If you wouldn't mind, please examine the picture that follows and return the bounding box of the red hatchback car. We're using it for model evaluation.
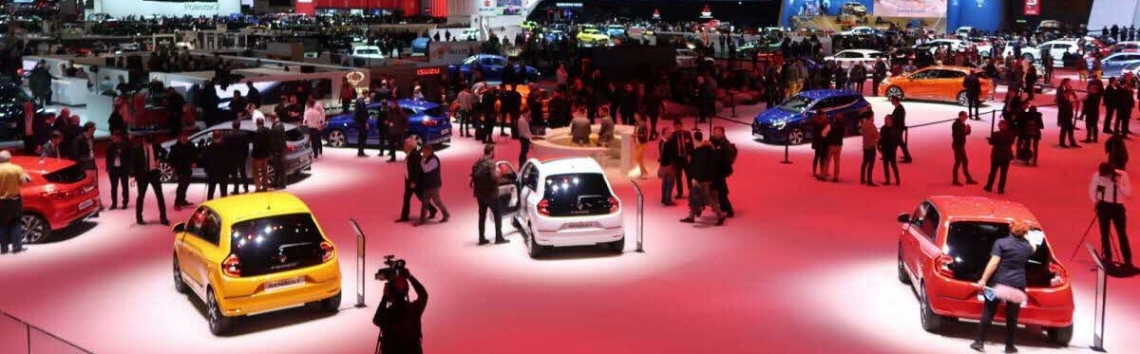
[895,196,1074,346]
[12,156,101,244]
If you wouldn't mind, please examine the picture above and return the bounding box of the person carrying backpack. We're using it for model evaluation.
[711,126,737,218]
[471,144,508,245]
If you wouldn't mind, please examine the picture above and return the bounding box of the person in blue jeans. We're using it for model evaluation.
[658,127,676,206]
[0,151,32,254]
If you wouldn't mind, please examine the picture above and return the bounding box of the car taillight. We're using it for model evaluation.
[321,241,335,262]
[222,254,241,277]
[422,118,438,126]
[935,255,954,277]
[537,199,551,216]
[41,189,79,200]
[1049,263,1066,287]
[285,144,297,153]
[608,197,620,213]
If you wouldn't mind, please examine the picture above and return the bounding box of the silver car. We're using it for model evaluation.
[158,120,313,185]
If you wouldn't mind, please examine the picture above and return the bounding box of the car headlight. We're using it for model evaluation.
[772,120,787,130]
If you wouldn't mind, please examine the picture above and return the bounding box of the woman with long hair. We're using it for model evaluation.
[971,220,1036,353]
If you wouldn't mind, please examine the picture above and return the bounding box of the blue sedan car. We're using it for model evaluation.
[752,90,873,145]
[448,54,540,83]
[323,99,452,147]
[1100,52,1140,78]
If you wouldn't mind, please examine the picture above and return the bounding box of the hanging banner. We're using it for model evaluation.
[1024,0,1040,15]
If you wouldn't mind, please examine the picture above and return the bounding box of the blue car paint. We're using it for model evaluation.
[411,38,429,55]
[448,54,539,83]
[323,99,452,146]
[1100,53,1140,78]
[751,89,872,144]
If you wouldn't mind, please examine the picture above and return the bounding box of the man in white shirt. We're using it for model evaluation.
[1089,162,1133,270]
[303,98,325,159]
[247,103,265,123]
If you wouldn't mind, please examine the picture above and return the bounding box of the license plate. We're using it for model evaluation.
[564,222,596,229]
[440,129,450,136]
[78,199,94,211]
[265,277,305,292]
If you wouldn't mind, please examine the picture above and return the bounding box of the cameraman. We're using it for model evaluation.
[373,270,428,354]
[1089,162,1134,271]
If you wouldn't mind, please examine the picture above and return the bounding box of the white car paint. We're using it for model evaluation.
[350,46,386,59]
[510,157,624,252]
[824,49,885,70]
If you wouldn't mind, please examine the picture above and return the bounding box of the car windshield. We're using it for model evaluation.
[285,128,305,142]
[944,221,1056,286]
[778,95,814,113]
[584,29,601,34]
[43,163,87,184]
[229,213,326,277]
[543,173,614,217]
[422,106,445,117]
[355,49,380,55]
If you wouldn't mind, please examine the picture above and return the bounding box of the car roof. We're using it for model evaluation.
[205,119,300,132]
[915,65,977,73]
[796,89,861,100]
[396,99,440,109]
[926,196,1039,225]
[201,191,313,223]
[10,156,75,174]
[534,157,605,175]
[837,49,881,54]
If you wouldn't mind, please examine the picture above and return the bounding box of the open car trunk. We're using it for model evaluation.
[944,221,1057,288]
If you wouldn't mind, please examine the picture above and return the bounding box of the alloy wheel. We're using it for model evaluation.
[158,162,174,183]
[886,87,903,99]
[787,128,806,145]
[20,214,47,244]
[957,92,969,106]
[327,130,346,147]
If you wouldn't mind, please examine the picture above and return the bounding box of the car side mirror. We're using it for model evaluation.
[172,222,186,233]
[896,213,911,224]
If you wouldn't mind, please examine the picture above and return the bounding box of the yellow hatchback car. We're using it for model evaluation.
[172,192,341,335]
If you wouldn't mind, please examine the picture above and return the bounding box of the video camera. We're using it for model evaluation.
[374,255,406,281]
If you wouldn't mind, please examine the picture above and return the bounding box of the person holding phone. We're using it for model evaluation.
[971,220,1035,353]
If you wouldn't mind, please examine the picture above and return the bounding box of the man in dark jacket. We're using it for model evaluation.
[387,100,408,162]
[890,97,913,163]
[667,120,694,198]
[871,58,888,97]
[354,98,369,157]
[168,133,198,208]
[500,84,523,138]
[165,87,185,136]
[397,138,438,222]
[984,120,1016,194]
[105,131,134,210]
[471,144,507,244]
[479,86,499,143]
[1104,78,1119,134]
[711,126,736,217]
[200,131,230,200]
[952,112,978,186]
[224,120,251,194]
[270,115,288,189]
[132,136,169,225]
[245,81,261,108]
[680,131,725,226]
[963,71,982,120]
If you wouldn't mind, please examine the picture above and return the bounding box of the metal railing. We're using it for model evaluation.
[0,310,93,354]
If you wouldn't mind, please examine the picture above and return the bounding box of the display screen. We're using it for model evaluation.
[873,0,947,18]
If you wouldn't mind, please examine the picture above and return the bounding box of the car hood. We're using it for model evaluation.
[754,107,804,125]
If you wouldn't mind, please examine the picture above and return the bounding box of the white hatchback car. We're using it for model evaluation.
[506,157,624,258]
[824,49,885,70]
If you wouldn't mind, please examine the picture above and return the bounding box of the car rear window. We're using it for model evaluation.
[43,164,87,184]
[945,221,1056,286]
[423,106,445,117]
[543,173,614,217]
[229,213,326,277]
[286,128,305,142]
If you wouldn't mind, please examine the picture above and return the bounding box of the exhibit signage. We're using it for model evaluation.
[416,67,442,76]
[1024,0,1040,15]
[96,0,240,17]
[873,0,947,18]
[428,41,482,65]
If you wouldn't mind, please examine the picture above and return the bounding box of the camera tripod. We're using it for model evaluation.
[1069,210,1123,267]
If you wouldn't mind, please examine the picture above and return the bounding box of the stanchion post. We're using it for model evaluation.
[349,219,367,308]
[1087,243,1108,352]
[630,180,645,253]
[990,110,997,135]
[780,130,792,164]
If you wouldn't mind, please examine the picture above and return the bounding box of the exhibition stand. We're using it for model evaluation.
[1086,243,1108,352]
[630,180,645,253]
[350,219,369,309]
[532,125,636,176]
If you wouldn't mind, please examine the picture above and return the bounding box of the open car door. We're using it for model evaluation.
[494,161,519,213]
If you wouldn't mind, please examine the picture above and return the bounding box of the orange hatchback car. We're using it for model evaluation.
[879,66,994,106]
[895,196,1073,346]
[12,156,101,244]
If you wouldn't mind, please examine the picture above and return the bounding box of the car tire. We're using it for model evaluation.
[607,235,625,253]
[320,291,342,313]
[158,161,174,183]
[897,243,911,285]
[207,287,234,335]
[786,128,806,145]
[956,91,969,106]
[527,223,543,259]
[173,255,189,294]
[326,129,347,148]
[886,86,904,100]
[20,213,50,244]
[919,284,944,333]
[511,217,522,231]
[1046,325,1073,346]
[265,164,277,186]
